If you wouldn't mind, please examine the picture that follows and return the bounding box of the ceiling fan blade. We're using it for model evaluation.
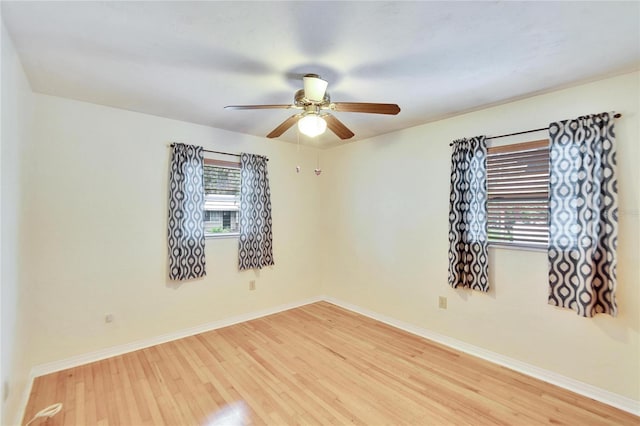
[332,102,401,115]
[225,104,292,110]
[324,114,355,140]
[266,114,301,138]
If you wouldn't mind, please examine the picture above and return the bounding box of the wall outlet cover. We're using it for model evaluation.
[438,296,447,309]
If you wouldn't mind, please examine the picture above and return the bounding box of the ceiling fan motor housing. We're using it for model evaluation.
[295,89,330,107]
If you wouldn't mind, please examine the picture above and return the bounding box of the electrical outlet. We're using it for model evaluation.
[249,280,256,291]
[105,313,114,323]
[3,381,9,402]
[438,296,447,309]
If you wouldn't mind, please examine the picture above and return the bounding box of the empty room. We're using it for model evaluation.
[1,1,639,425]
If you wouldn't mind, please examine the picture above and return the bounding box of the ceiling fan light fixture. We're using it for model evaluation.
[303,75,328,102]
[298,114,327,137]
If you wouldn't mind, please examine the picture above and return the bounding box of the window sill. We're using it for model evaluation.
[205,233,239,240]
[488,243,546,253]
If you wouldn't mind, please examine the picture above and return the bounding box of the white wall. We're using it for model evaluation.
[319,72,640,402]
[19,94,323,368]
[1,22,35,425]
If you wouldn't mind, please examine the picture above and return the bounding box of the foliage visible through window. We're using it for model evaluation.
[203,159,240,236]
[487,140,549,249]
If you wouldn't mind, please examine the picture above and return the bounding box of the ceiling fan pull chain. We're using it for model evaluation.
[296,129,301,173]
[315,152,322,176]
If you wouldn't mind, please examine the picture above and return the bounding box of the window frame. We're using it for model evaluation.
[203,157,241,240]
[486,139,549,251]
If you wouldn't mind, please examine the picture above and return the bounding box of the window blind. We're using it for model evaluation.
[487,139,549,249]
[203,159,240,196]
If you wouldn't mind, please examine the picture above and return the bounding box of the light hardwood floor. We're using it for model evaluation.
[23,302,638,425]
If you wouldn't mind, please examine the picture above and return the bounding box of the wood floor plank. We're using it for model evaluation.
[22,302,639,425]
[81,364,97,426]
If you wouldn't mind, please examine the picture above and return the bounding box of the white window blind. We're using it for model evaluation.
[487,139,549,249]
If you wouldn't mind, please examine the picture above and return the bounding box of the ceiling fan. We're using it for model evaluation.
[224,74,401,140]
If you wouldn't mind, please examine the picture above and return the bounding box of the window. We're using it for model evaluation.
[203,158,240,237]
[487,139,549,249]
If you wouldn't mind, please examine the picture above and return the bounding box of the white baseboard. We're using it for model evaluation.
[322,295,640,417]
[21,294,639,421]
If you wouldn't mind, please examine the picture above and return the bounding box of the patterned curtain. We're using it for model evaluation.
[168,144,206,280]
[238,153,274,270]
[548,112,618,317]
[448,136,489,292]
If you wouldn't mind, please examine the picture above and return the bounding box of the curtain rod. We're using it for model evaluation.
[449,113,622,146]
[169,144,268,161]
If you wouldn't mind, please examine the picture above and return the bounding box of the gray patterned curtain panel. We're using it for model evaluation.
[168,144,206,280]
[238,153,274,270]
[548,112,618,317]
[448,136,489,292]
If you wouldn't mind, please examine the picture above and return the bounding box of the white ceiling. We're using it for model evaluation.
[2,1,639,148]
